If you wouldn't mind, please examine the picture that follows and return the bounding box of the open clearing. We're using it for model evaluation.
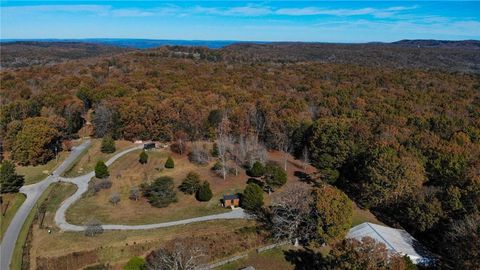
[62,139,134,178]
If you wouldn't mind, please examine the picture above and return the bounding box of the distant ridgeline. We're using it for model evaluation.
[1,39,479,73]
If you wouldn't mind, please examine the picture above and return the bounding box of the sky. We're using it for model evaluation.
[1,1,479,42]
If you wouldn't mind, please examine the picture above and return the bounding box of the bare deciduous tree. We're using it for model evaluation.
[109,192,120,205]
[302,147,310,171]
[129,186,141,201]
[92,101,113,137]
[84,219,103,237]
[216,115,232,180]
[146,240,206,270]
[188,142,210,165]
[268,183,317,246]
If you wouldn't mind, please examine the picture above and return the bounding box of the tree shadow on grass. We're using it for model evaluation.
[283,247,329,270]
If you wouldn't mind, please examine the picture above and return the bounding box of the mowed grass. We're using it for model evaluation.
[16,151,69,185]
[66,148,243,225]
[216,247,295,270]
[0,193,26,241]
[62,139,134,178]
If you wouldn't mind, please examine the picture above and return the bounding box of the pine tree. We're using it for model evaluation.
[0,160,25,193]
[95,161,109,178]
[101,136,116,154]
[242,183,264,211]
[165,156,174,168]
[247,161,265,177]
[179,172,201,195]
[139,151,148,164]
[196,181,213,201]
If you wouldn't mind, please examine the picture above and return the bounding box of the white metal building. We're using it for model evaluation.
[347,222,434,265]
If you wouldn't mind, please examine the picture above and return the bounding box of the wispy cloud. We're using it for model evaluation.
[1,4,419,18]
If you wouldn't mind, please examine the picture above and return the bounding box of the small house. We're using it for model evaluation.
[222,194,240,208]
[143,142,156,150]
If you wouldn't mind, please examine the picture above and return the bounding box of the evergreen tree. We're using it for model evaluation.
[165,156,174,168]
[179,172,201,195]
[242,183,264,211]
[196,181,213,201]
[101,136,116,154]
[139,151,148,164]
[264,162,287,190]
[95,161,109,179]
[142,176,177,208]
[247,161,265,177]
[0,160,25,193]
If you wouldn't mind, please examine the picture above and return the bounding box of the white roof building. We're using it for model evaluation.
[347,222,434,266]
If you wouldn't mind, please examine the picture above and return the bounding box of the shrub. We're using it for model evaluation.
[95,161,109,179]
[264,162,287,190]
[101,136,116,153]
[246,178,265,188]
[93,179,112,193]
[211,143,219,157]
[196,181,213,201]
[109,192,120,205]
[139,151,148,164]
[211,161,222,171]
[84,219,103,237]
[165,156,174,168]
[129,186,141,201]
[142,176,177,208]
[124,256,146,270]
[242,183,264,211]
[179,172,201,195]
[247,161,265,177]
[170,142,187,155]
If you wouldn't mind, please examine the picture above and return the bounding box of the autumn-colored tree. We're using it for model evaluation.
[313,184,353,244]
[308,118,353,183]
[327,237,408,270]
[11,117,61,165]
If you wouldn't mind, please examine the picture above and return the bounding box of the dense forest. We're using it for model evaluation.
[1,42,479,268]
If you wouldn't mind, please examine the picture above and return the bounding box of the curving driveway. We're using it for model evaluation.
[54,146,248,232]
[0,140,92,270]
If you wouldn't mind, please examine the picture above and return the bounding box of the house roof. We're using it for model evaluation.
[223,194,239,200]
[347,222,434,265]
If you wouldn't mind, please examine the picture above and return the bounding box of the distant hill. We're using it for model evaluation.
[0,41,134,69]
[220,41,480,73]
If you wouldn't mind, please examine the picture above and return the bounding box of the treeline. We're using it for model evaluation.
[1,46,479,267]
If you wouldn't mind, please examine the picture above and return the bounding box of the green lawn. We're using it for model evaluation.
[0,193,26,241]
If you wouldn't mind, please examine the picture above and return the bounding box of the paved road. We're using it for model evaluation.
[55,144,248,231]
[0,140,92,270]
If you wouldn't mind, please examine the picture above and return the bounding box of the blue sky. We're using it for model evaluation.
[1,1,479,42]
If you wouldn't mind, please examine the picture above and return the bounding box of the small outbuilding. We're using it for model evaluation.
[143,142,156,150]
[222,194,240,208]
[347,222,435,266]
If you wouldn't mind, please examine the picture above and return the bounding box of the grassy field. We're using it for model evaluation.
[62,139,134,178]
[66,148,246,225]
[16,152,69,185]
[0,193,26,241]
[352,203,384,226]
[216,247,295,270]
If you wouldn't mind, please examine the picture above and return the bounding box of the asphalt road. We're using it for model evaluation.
[54,144,248,231]
[0,140,91,270]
